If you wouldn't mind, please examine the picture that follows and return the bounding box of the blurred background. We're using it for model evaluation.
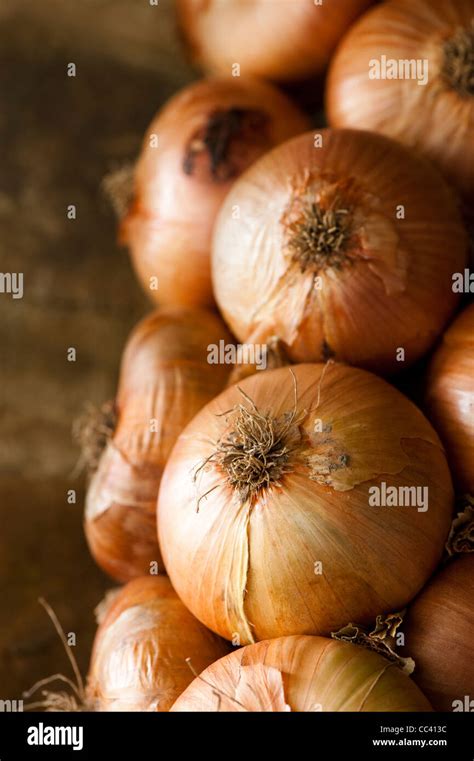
[0,0,195,699]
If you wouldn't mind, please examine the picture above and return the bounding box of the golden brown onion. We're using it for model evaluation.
[177,0,373,83]
[403,555,474,712]
[85,307,232,582]
[426,303,474,495]
[158,363,453,644]
[171,635,432,712]
[327,0,474,199]
[87,576,229,711]
[212,129,467,375]
[121,77,309,308]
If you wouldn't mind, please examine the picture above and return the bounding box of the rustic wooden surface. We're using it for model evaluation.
[0,0,195,701]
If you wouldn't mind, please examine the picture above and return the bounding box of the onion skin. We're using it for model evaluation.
[403,556,474,712]
[158,363,453,644]
[85,307,232,582]
[212,128,467,374]
[327,0,474,200]
[171,635,432,712]
[426,304,474,494]
[87,576,230,711]
[177,0,373,83]
[120,77,309,308]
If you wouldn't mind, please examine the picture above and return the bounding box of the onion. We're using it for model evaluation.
[327,0,474,200]
[85,307,232,582]
[171,635,432,712]
[120,77,309,308]
[403,555,474,712]
[158,363,453,644]
[87,576,229,711]
[177,0,373,83]
[425,303,474,495]
[212,128,467,374]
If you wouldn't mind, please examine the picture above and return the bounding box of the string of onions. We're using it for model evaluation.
[212,128,467,374]
[425,303,474,495]
[84,307,232,582]
[327,0,474,200]
[171,635,432,712]
[87,576,230,711]
[158,363,454,644]
[176,0,374,83]
[402,555,474,712]
[120,76,309,308]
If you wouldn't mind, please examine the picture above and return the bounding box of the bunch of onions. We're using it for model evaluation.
[85,307,232,582]
[425,303,474,494]
[327,0,474,200]
[120,77,309,308]
[402,555,474,712]
[212,129,467,374]
[176,0,374,83]
[87,576,229,711]
[158,363,453,644]
[171,635,432,712]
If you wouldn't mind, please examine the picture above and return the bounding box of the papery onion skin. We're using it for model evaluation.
[120,77,310,308]
[327,0,474,199]
[158,363,453,644]
[402,556,474,712]
[171,635,432,712]
[85,307,232,582]
[86,576,230,711]
[212,129,467,374]
[426,303,474,494]
[177,0,373,83]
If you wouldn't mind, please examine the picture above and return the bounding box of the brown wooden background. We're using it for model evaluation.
[0,0,196,700]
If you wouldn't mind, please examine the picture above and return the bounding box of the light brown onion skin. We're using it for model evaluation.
[87,576,230,711]
[171,635,432,712]
[177,0,373,83]
[426,303,474,494]
[212,128,467,374]
[85,307,233,582]
[327,0,474,200]
[158,363,453,644]
[120,77,309,308]
[402,556,474,712]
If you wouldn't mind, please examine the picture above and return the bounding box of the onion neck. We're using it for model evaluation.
[442,24,474,97]
[183,107,269,182]
[286,199,353,274]
[198,395,301,506]
[73,399,117,474]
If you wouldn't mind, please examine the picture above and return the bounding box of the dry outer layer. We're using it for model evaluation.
[171,636,432,712]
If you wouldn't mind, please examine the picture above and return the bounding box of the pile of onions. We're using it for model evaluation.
[87,576,229,711]
[176,0,374,83]
[120,77,309,308]
[426,303,474,494]
[85,307,232,582]
[158,363,453,644]
[402,555,474,712]
[171,635,432,712]
[212,129,467,374]
[327,0,474,199]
